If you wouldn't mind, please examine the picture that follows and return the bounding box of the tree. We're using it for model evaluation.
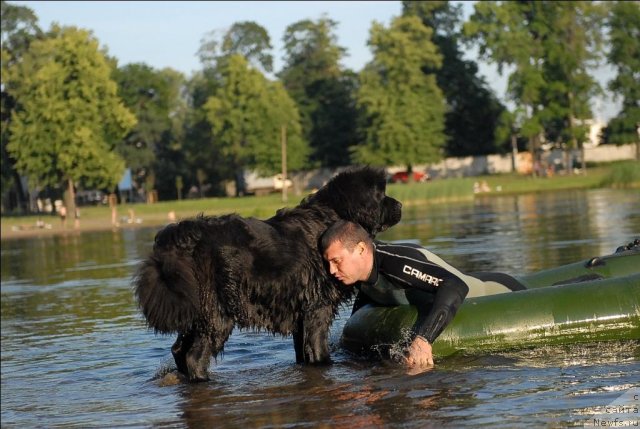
[279,17,359,167]
[185,22,275,196]
[152,68,191,200]
[222,21,273,73]
[198,21,273,74]
[182,68,227,196]
[464,1,548,173]
[353,16,446,170]
[1,0,42,212]
[112,63,188,200]
[465,1,607,174]
[403,1,507,157]
[539,2,606,173]
[204,54,307,191]
[5,25,136,215]
[603,1,640,160]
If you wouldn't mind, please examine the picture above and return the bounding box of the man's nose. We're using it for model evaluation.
[329,262,337,275]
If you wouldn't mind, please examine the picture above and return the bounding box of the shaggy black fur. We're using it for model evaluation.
[134,166,402,382]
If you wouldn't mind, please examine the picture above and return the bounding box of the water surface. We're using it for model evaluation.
[2,189,639,428]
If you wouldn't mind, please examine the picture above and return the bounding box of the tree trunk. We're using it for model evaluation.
[64,178,76,221]
[564,148,572,175]
[11,169,28,213]
[281,124,288,203]
[511,132,519,173]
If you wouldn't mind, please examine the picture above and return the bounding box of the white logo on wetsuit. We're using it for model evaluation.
[403,264,443,287]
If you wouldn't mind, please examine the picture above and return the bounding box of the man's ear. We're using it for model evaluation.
[357,241,366,255]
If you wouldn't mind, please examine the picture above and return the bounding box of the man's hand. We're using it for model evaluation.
[404,336,434,368]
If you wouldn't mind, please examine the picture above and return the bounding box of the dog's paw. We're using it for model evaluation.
[157,370,188,387]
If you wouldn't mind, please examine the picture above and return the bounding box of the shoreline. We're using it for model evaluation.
[3,163,638,241]
[1,215,169,241]
[0,189,612,242]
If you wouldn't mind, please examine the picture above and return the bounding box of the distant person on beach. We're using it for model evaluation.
[59,205,67,229]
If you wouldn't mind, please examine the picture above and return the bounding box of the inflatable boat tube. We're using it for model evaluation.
[341,272,640,358]
[517,248,640,288]
[402,245,639,298]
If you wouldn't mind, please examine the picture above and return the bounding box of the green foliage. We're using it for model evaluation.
[204,54,308,176]
[353,16,446,168]
[112,64,164,175]
[5,25,136,192]
[603,1,640,146]
[189,22,277,193]
[1,0,43,210]
[465,1,607,155]
[464,1,547,145]
[538,2,606,148]
[0,0,42,60]
[198,21,273,74]
[112,63,188,197]
[222,21,273,73]
[182,67,227,194]
[402,1,506,157]
[279,17,358,167]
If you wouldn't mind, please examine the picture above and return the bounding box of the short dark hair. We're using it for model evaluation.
[321,220,372,253]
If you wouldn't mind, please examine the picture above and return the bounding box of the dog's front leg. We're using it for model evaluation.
[300,307,333,364]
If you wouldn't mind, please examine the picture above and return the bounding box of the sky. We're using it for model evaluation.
[12,1,620,121]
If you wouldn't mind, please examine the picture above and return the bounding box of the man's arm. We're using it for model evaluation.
[410,278,468,344]
[351,289,374,315]
[403,280,467,369]
[375,242,470,366]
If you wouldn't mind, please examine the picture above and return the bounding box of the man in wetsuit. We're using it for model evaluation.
[321,220,470,368]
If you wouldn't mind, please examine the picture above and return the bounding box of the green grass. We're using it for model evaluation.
[387,165,617,205]
[599,160,640,189]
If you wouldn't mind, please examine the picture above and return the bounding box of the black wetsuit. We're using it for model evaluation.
[353,241,469,345]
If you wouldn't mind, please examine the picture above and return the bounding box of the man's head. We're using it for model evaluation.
[321,220,374,285]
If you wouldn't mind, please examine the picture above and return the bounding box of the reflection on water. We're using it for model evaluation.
[1,189,639,428]
[387,189,640,273]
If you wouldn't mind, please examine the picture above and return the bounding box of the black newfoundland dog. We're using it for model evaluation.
[134,166,402,382]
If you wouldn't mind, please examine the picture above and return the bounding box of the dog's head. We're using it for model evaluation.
[311,166,402,235]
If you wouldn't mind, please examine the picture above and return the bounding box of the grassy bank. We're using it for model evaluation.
[2,161,638,240]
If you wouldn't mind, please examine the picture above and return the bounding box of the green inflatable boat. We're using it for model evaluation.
[341,243,640,358]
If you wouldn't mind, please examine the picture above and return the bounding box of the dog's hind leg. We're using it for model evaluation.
[209,318,234,361]
[293,319,304,363]
[171,334,190,376]
[171,331,212,382]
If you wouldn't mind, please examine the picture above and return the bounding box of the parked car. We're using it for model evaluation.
[389,171,429,184]
[242,171,293,196]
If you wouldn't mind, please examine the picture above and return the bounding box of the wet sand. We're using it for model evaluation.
[1,214,168,241]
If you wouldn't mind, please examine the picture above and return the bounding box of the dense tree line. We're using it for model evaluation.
[1,1,638,211]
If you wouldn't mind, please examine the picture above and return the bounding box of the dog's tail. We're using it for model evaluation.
[134,247,201,334]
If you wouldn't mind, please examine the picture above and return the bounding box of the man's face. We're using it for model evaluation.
[323,240,370,285]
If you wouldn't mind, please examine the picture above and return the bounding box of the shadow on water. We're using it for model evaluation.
[1,189,639,428]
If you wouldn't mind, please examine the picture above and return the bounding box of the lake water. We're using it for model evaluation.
[2,189,639,428]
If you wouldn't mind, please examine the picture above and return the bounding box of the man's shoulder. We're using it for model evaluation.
[375,241,425,258]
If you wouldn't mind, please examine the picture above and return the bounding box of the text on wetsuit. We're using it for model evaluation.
[403,265,444,287]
